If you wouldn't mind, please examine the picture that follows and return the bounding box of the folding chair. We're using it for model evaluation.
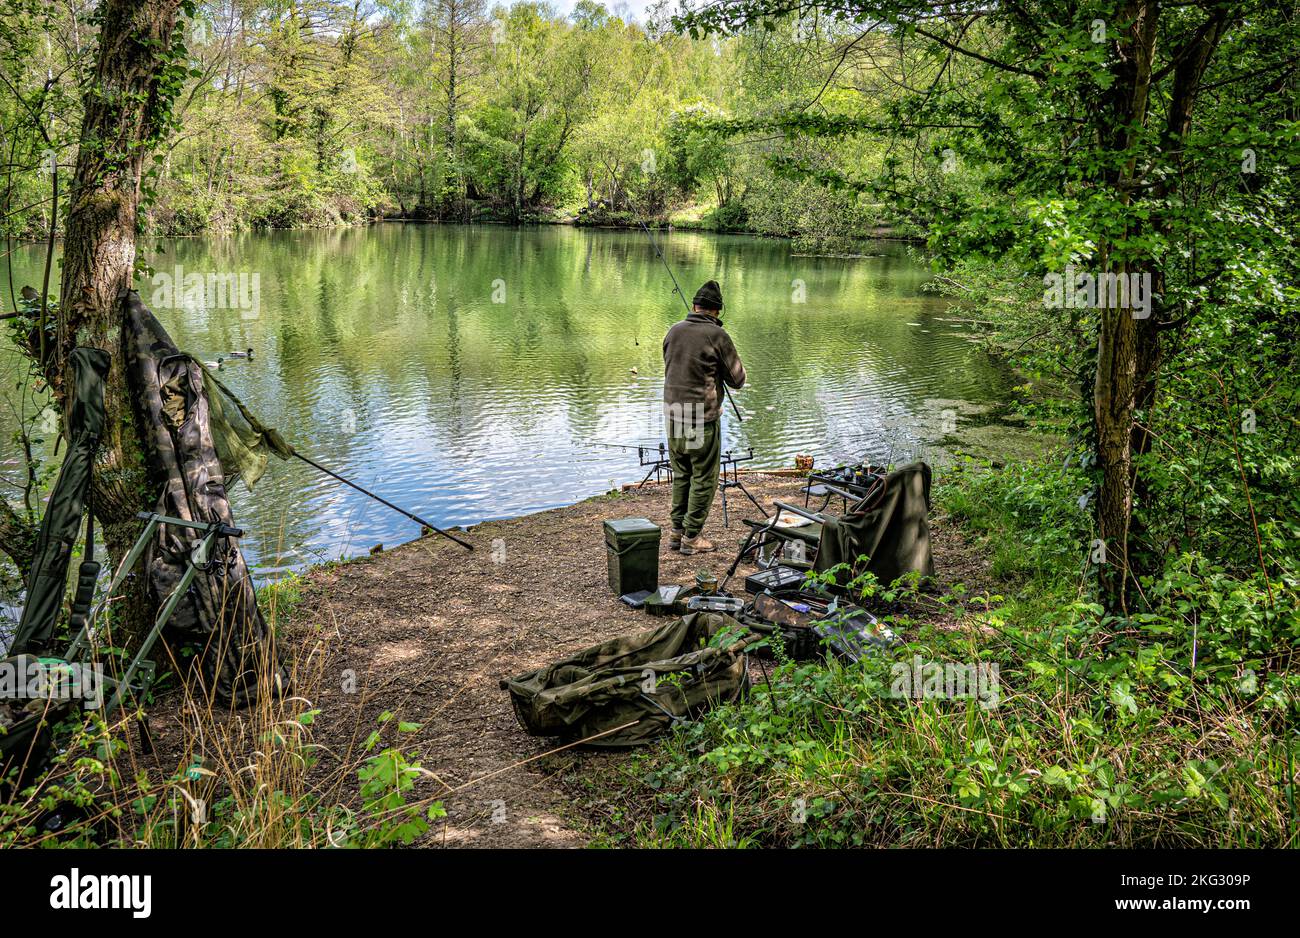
[722,481,884,590]
[801,462,887,513]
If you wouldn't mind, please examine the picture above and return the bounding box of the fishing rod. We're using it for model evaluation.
[199,365,473,552]
[636,219,744,423]
[292,452,474,552]
[592,440,660,451]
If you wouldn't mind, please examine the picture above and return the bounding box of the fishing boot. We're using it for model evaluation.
[680,533,716,556]
[669,528,684,551]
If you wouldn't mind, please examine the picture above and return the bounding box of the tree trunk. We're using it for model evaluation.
[0,501,39,580]
[1097,4,1231,609]
[444,83,459,217]
[446,27,459,182]
[1089,1,1159,611]
[1094,295,1140,609]
[57,0,183,641]
[515,126,526,222]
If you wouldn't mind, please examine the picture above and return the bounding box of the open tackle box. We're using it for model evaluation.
[736,566,899,662]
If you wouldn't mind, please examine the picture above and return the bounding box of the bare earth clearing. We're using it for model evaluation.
[143,472,994,848]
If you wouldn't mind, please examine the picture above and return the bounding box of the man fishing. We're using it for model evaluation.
[662,280,746,555]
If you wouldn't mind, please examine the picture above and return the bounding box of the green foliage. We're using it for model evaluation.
[1,708,442,849]
[708,199,749,233]
[2,0,1296,852]
[0,2,914,237]
[338,713,440,847]
[610,460,1298,847]
[661,104,735,206]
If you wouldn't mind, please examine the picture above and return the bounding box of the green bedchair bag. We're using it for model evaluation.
[503,612,755,748]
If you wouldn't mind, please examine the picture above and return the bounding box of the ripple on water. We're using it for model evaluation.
[0,227,1031,576]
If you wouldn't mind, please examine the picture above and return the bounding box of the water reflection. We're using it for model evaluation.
[1,224,1014,575]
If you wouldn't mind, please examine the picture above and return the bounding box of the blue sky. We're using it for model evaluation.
[546,0,664,24]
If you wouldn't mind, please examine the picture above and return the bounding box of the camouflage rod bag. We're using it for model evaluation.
[503,612,756,748]
[123,292,288,705]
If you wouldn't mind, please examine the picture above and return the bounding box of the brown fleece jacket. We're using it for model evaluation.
[662,312,746,423]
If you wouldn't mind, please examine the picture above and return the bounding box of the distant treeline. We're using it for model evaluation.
[1,1,919,250]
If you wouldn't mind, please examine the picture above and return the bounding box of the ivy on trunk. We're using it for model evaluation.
[53,0,188,642]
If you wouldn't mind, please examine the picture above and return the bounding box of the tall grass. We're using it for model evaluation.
[1,573,443,848]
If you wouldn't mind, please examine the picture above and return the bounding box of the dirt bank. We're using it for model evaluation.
[252,471,990,848]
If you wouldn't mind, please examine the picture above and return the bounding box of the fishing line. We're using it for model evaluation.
[635,218,744,423]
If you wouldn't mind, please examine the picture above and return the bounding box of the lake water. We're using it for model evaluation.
[2,223,1019,576]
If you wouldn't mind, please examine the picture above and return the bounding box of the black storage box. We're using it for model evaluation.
[744,565,807,595]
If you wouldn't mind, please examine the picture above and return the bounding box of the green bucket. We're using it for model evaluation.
[603,517,661,595]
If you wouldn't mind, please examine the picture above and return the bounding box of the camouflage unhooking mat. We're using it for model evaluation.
[123,291,288,705]
[502,612,756,748]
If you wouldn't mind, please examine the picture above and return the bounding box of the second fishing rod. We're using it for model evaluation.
[637,219,744,423]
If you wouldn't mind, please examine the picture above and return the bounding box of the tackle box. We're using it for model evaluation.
[603,518,661,595]
[741,589,897,662]
[743,565,807,595]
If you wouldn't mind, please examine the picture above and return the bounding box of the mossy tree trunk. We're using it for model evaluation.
[56,0,184,642]
[1092,1,1230,612]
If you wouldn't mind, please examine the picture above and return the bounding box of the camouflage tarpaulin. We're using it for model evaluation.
[123,291,288,705]
[503,612,755,748]
[9,347,110,655]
